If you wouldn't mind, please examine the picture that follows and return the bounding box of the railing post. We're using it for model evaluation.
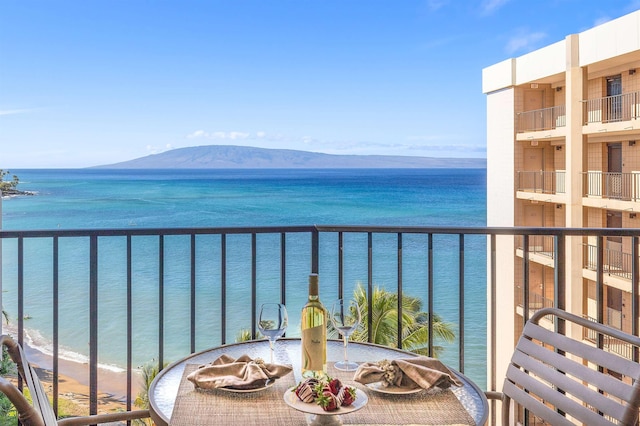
[126,235,133,417]
[554,234,566,336]
[280,233,286,305]
[367,232,373,343]
[190,234,196,353]
[633,236,639,363]
[311,228,319,275]
[597,236,604,350]
[523,235,530,322]
[158,235,164,370]
[428,233,434,357]
[459,234,465,373]
[251,233,257,339]
[338,232,344,299]
[53,236,59,416]
[89,234,98,416]
[397,233,403,350]
[221,234,227,345]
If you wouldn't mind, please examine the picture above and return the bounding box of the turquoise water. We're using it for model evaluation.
[1,168,487,386]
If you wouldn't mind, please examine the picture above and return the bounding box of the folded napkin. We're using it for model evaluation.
[353,356,462,391]
[187,354,292,390]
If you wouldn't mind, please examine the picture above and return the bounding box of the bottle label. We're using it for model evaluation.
[302,325,325,372]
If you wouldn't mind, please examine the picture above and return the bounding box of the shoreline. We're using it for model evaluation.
[2,327,142,413]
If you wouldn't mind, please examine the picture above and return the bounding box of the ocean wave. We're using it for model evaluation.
[3,322,126,374]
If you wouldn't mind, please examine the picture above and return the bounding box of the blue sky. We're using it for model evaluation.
[2,0,640,168]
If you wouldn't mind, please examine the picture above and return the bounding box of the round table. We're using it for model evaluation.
[149,338,488,425]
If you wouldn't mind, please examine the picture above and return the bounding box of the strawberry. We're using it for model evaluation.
[328,377,342,395]
[339,386,357,406]
[316,390,339,411]
[294,381,315,403]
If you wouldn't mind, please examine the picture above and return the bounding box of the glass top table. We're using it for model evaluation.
[149,338,488,425]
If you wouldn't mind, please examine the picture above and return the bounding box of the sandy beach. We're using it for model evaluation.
[3,330,143,416]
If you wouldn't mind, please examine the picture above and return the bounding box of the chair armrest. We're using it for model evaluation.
[484,390,504,401]
[57,409,150,426]
[0,377,44,426]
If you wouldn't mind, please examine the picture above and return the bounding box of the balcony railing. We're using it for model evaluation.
[516,171,566,195]
[515,286,554,312]
[1,225,640,423]
[583,171,640,201]
[516,105,566,133]
[584,91,640,124]
[583,243,633,280]
[584,315,634,359]
[517,235,555,259]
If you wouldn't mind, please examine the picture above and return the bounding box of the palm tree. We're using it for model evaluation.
[347,283,455,357]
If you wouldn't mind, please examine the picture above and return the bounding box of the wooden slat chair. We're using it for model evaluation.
[488,307,640,426]
[0,334,149,426]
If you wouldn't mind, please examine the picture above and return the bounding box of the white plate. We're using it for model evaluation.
[283,387,368,416]
[364,382,424,394]
[203,380,275,393]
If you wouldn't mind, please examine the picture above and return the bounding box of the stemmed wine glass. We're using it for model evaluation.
[257,303,288,363]
[330,299,361,371]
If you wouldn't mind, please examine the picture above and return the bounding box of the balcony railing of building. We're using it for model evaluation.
[516,170,566,195]
[514,286,554,313]
[516,235,555,259]
[583,171,640,201]
[1,225,640,424]
[584,315,633,359]
[584,243,633,280]
[584,91,640,124]
[516,105,566,133]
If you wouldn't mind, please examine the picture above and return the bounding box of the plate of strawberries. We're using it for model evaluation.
[284,375,368,424]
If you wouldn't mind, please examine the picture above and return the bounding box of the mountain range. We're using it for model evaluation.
[96,145,486,169]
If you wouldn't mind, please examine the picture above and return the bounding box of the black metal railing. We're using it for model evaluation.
[516,105,566,133]
[583,171,640,201]
[516,171,566,195]
[584,91,640,124]
[2,225,640,424]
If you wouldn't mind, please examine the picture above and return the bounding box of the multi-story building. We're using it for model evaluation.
[483,8,640,403]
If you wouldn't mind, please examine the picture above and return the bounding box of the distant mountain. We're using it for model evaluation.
[95,145,486,169]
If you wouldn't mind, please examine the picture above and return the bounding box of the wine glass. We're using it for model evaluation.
[330,299,361,371]
[257,303,288,363]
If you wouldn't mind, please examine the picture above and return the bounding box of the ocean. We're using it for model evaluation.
[0,168,488,386]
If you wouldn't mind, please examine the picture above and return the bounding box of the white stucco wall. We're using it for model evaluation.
[580,10,640,66]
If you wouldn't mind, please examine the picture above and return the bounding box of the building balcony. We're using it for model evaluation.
[583,243,634,291]
[584,315,635,360]
[515,105,566,135]
[582,171,640,210]
[583,91,640,135]
[515,170,566,203]
[2,225,640,424]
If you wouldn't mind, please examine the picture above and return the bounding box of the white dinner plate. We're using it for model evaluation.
[364,382,424,394]
[283,387,368,416]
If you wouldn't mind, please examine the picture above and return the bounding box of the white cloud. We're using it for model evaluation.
[480,0,510,15]
[0,109,31,116]
[186,130,251,140]
[427,0,449,11]
[593,16,612,27]
[505,30,547,54]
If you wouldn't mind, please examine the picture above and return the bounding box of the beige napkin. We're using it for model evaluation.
[353,356,462,391]
[187,354,292,390]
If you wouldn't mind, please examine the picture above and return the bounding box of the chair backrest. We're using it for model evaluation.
[502,307,640,426]
[1,335,58,426]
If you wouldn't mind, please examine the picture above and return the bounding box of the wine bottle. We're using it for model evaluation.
[301,273,327,378]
